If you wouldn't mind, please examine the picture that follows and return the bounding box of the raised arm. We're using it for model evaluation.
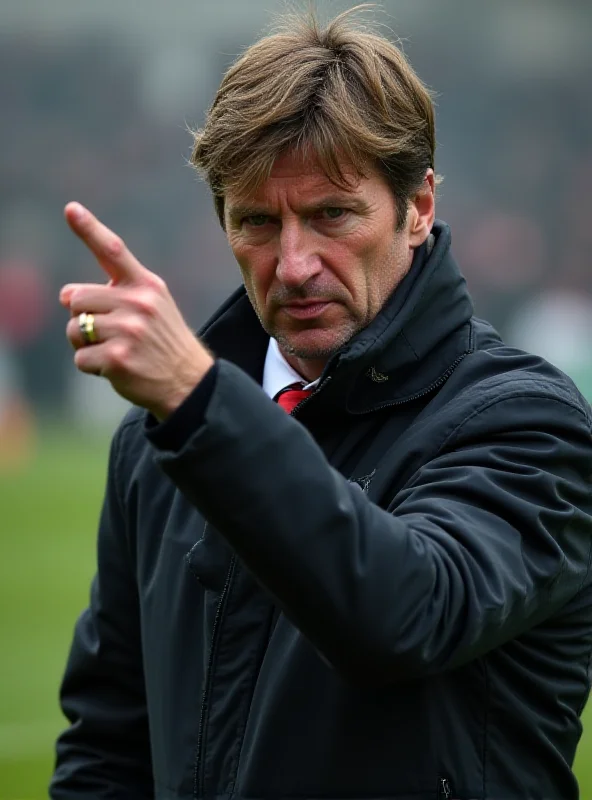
[153,360,592,685]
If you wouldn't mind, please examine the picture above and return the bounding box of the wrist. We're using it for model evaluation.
[151,354,215,421]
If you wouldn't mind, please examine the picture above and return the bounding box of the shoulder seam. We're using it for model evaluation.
[438,391,591,457]
[462,367,591,422]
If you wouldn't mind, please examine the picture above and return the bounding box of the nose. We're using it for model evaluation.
[275,221,323,288]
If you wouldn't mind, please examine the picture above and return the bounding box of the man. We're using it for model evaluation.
[51,9,592,800]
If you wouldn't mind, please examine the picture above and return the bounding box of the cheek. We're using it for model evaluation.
[232,244,275,304]
[371,237,410,304]
[349,233,405,311]
[332,238,381,296]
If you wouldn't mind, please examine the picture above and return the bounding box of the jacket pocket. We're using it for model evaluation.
[185,521,234,591]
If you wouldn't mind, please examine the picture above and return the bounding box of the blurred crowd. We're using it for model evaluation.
[1,1,592,462]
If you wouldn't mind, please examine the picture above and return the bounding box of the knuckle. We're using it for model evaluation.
[73,347,89,369]
[66,319,82,346]
[104,236,125,260]
[147,272,167,293]
[132,287,159,317]
[107,342,129,370]
[122,316,145,340]
[69,289,84,311]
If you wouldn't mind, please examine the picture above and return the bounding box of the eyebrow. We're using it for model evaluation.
[226,195,367,222]
[226,205,269,222]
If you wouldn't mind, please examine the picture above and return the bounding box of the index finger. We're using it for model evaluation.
[64,202,147,285]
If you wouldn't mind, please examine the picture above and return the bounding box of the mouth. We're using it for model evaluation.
[281,300,334,319]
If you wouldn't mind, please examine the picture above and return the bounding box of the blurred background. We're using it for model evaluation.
[1,0,592,796]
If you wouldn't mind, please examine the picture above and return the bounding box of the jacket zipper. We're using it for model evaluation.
[290,375,332,416]
[193,556,237,799]
[291,351,470,418]
[263,353,467,800]
[438,777,452,798]
[363,351,471,412]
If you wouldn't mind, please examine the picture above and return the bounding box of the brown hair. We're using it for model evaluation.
[191,5,438,229]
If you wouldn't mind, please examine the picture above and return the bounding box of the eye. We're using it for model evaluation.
[321,207,346,220]
[244,214,270,227]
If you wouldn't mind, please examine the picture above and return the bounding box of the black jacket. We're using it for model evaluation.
[51,222,592,799]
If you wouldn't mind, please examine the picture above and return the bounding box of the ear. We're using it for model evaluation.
[407,169,435,248]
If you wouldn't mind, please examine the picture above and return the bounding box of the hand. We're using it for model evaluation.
[61,202,214,421]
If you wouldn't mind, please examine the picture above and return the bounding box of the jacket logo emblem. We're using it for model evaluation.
[367,366,389,383]
[351,469,376,493]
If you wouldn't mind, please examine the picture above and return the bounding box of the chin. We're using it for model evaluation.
[274,327,354,361]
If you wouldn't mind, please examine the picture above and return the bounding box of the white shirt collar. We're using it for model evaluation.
[262,337,320,399]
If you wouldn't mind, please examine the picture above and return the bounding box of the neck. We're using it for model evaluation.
[281,349,327,383]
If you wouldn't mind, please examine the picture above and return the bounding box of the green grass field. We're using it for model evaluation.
[1,428,592,799]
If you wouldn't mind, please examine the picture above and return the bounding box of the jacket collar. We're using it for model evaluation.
[200,220,474,414]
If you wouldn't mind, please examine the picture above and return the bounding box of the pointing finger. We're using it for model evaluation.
[64,202,147,285]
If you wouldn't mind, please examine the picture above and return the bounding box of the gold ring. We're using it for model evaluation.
[78,312,98,345]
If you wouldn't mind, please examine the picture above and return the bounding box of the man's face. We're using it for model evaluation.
[225,149,433,380]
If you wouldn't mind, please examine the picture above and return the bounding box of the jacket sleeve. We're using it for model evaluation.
[152,360,592,686]
[50,420,153,798]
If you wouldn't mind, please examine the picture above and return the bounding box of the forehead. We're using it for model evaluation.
[268,149,360,184]
[225,149,385,210]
